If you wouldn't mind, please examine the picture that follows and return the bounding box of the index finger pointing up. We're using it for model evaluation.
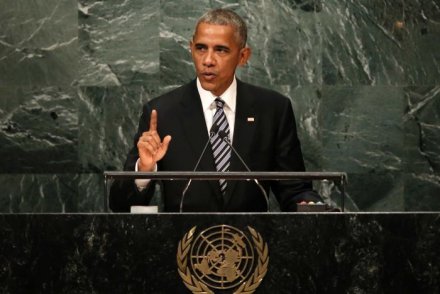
[149,109,157,131]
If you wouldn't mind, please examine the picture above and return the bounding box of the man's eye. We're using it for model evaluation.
[195,45,206,51]
[216,47,229,53]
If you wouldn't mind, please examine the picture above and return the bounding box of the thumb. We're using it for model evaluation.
[155,135,172,161]
[161,135,172,152]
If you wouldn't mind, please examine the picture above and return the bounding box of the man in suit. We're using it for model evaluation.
[109,8,322,212]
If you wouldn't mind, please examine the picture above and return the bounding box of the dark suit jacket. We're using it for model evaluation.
[109,79,321,212]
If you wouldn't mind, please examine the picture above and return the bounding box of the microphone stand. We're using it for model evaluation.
[179,124,219,212]
[218,131,270,212]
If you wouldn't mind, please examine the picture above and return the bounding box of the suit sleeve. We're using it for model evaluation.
[270,98,322,211]
[108,103,156,212]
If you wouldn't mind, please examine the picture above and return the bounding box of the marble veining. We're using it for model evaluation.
[0,213,439,292]
[0,0,439,212]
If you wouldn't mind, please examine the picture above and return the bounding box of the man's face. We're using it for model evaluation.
[190,23,251,96]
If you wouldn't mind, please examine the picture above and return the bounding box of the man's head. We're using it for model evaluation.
[190,9,251,96]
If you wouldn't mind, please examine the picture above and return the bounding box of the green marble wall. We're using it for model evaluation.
[0,0,439,212]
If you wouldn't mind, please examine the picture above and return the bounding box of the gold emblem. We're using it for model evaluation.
[177,225,269,293]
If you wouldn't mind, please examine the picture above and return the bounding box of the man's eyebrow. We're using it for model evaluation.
[214,45,230,51]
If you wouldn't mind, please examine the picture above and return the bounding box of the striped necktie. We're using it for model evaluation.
[210,98,231,194]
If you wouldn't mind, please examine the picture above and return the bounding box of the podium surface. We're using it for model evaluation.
[1,213,439,293]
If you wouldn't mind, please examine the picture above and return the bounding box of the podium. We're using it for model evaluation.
[104,171,348,212]
[1,213,439,293]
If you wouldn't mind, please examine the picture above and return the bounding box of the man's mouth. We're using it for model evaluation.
[201,72,217,81]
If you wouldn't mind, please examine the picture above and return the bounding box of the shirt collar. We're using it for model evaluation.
[197,77,237,113]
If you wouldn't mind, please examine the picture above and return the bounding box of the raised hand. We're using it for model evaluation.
[137,109,172,171]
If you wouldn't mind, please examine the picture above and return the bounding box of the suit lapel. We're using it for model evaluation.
[179,81,210,167]
[223,80,257,206]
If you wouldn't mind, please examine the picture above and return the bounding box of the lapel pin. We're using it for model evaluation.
[247,117,255,122]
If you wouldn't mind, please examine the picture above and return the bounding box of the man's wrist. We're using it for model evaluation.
[135,159,157,191]
[137,160,154,172]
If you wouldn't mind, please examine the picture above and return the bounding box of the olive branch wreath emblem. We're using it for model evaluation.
[176,226,269,294]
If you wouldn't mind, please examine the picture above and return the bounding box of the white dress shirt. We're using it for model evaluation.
[198,77,236,142]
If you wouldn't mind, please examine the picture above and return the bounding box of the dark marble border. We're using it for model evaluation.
[0,213,439,293]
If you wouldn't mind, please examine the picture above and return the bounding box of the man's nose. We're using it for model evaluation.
[203,50,215,67]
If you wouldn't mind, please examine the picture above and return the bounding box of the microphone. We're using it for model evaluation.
[218,130,270,212]
[179,124,219,212]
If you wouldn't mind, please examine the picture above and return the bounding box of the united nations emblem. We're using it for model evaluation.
[177,225,269,293]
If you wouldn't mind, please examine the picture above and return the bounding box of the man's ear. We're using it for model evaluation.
[239,47,251,66]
